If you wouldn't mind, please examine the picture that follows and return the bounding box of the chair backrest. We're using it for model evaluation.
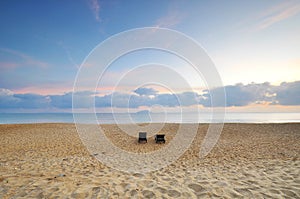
[156,134,165,139]
[139,132,147,138]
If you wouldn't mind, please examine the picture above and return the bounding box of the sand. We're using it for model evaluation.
[0,123,299,198]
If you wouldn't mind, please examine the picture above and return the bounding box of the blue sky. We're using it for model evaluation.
[0,0,300,112]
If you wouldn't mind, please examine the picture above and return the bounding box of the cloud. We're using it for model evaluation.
[155,10,184,28]
[134,87,158,96]
[13,93,50,109]
[275,81,300,105]
[0,62,19,69]
[95,92,153,108]
[0,48,75,91]
[201,82,275,107]
[56,41,79,69]
[95,89,199,108]
[0,48,49,70]
[49,92,73,109]
[256,1,300,30]
[174,92,200,106]
[88,0,101,22]
[0,89,19,108]
[152,93,179,107]
[52,91,96,109]
[0,89,50,109]
[0,81,300,110]
[0,90,95,109]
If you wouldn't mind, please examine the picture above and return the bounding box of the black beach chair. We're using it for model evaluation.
[138,132,147,143]
[155,134,166,143]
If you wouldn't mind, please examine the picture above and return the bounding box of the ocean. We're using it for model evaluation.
[0,112,300,124]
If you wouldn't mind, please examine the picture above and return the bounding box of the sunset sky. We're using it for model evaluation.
[0,0,299,112]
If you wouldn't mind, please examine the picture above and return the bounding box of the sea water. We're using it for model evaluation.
[0,112,300,124]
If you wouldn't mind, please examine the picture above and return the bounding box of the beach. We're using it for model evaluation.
[0,123,299,198]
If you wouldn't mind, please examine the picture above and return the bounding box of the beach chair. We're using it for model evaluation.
[138,132,147,143]
[155,134,166,143]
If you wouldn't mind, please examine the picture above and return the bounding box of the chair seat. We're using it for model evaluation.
[155,134,165,143]
[138,132,147,143]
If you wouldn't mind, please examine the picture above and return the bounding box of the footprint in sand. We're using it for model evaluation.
[71,191,87,198]
[91,187,101,198]
[261,192,273,198]
[228,190,243,198]
[269,189,280,195]
[0,186,8,198]
[181,192,193,198]
[119,182,131,191]
[167,189,181,198]
[141,180,155,188]
[234,188,252,197]
[281,189,298,198]
[188,183,206,194]
[130,189,138,197]
[142,190,156,198]
[132,173,144,178]
[156,186,167,194]
[50,187,59,192]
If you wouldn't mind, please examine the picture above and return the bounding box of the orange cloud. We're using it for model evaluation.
[155,10,185,28]
[88,0,101,22]
[0,62,19,70]
[12,86,73,95]
[0,48,49,69]
[256,1,300,30]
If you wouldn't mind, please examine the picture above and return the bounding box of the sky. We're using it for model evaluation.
[0,0,300,112]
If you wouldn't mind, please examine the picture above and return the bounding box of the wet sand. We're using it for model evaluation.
[0,123,299,198]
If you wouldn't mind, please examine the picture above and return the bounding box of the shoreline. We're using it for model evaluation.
[1,112,300,125]
[1,121,300,125]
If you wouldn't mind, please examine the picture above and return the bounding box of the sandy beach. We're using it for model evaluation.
[0,123,299,198]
